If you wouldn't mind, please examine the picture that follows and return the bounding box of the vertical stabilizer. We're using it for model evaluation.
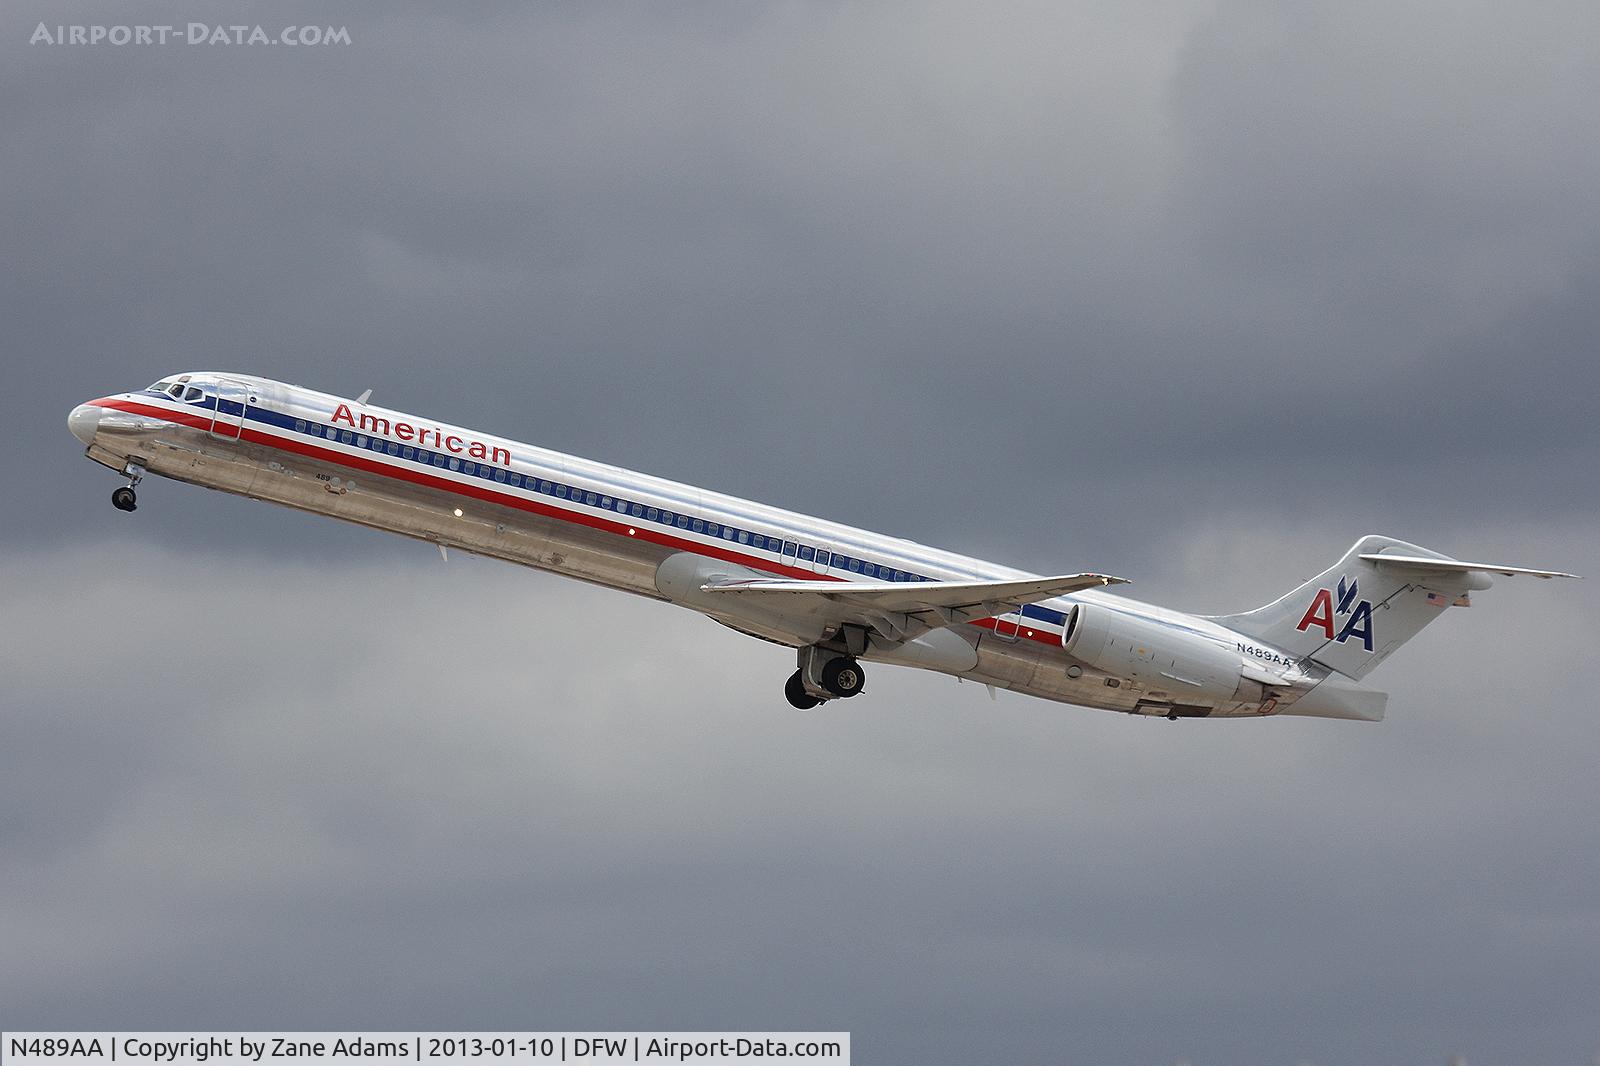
[1208,535,1490,680]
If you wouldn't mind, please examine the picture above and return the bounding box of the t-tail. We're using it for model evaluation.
[1210,535,1578,687]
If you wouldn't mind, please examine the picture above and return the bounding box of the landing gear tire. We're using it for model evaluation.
[821,657,865,699]
[111,486,137,512]
[785,670,821,710]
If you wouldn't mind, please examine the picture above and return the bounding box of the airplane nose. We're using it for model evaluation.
[68,403,102,446]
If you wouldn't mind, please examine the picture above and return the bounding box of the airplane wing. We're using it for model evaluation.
[700,572,1126,639]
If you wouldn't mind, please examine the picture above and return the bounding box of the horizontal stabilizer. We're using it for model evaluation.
[1357,553,1580,579]
[701,572,1125,631]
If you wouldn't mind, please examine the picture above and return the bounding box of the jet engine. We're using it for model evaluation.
[1062,604,1244,701]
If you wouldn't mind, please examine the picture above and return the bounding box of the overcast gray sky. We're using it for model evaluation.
[3,2,1598,1063]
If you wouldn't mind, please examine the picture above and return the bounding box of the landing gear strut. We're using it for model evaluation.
[785,644,867,708]
[112,461,145,512]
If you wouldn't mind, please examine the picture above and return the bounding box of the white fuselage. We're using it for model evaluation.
[71,372,1347,718]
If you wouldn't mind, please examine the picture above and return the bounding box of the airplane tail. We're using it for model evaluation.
[1208,535,1577,680]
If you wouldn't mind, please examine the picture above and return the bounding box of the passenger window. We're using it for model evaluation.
[692,519,704,533]
[738,531,750,544]
[816,551,829,568]
[661,511,674,524]
[784,541,797,557]
[586,492,598,505]
[707,523,719,536]
[402,446,413,459]
[799,546,814,561]
[294,420,306,432]
[495,470,506,483]
[677,515,689,528]
[448,458,460,471]
[387,443,398,455]
[341,431,353,444]
[557,485,568,498]
[631,503,643,517]
[433,454,446,467]
[849,559,862,573]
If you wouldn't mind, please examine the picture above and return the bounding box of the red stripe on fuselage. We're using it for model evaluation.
[90,396,1065,649]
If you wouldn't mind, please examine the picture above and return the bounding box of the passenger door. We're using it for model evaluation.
[209,378,250,440]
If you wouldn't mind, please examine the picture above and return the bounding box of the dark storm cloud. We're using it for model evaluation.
[4,1,1598,1063]
[2,534,1596,1066]
[10,0,1596,558]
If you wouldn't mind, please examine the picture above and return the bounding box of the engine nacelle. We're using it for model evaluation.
[1063,604,1243,702]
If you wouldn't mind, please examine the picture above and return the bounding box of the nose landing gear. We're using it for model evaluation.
[785,645,867,709]
[111,461,145,512]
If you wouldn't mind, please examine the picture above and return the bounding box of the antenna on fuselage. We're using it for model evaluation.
[355,388,372,404]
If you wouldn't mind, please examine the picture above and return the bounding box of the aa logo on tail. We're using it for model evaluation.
[1296,576,1374,651]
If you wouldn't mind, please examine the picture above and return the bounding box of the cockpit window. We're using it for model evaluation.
[184,387,203,401]
[148,379,175,393]
[167,383,185,398]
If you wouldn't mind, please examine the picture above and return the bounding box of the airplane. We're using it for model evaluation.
[67,373,1577,720]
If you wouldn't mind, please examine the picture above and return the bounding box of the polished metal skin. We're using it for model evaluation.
[69,372,1575,720]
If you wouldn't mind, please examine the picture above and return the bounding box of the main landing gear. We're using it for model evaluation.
[111,462,145,512]
[784,671,821,710]
[785,644,867,709]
